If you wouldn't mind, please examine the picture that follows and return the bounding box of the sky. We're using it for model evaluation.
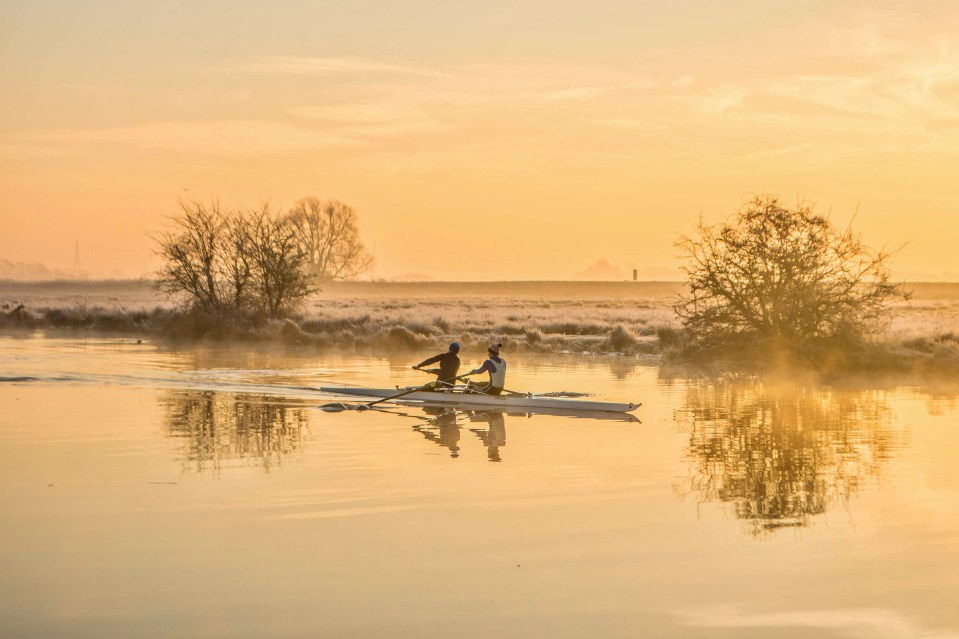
[1,0,958,280]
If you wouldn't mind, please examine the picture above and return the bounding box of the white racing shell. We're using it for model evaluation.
[320,386,639,414]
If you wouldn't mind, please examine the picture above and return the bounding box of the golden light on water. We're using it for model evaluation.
[3,4,959,631]
[2,337,958,636]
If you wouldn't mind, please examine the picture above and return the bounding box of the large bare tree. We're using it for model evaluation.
[155,200,316,319]
[675,195,905,351]
[246,204,317,318]
[287,197,374,282]
[219,211,256,310]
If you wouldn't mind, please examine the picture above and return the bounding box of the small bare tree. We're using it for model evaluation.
[287,197,374,281]
[675,195,906,351]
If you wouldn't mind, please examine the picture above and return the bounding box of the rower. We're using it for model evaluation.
[465,343,506,395]
[412,342,461,390]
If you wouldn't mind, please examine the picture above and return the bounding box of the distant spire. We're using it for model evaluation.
[73,240,81,272]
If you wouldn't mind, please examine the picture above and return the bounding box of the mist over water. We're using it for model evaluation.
[1,334,958,638]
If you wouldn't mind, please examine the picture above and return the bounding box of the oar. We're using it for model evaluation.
[320,382,435,412]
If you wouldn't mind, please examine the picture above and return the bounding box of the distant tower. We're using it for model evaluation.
[73,240,81,272]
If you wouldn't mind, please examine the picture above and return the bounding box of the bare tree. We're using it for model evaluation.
[246,204,317,318]
[155,199,316,319]
[287,197,374,281]
[675,195,906,351]
[219,211,256,310]
[155,199,224,310]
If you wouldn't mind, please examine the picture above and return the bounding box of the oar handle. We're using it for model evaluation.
[364,382,434,408]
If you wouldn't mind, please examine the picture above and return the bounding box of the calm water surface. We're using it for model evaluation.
[1,335,957,638]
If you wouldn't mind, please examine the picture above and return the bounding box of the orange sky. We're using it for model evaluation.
[2,0,958,280]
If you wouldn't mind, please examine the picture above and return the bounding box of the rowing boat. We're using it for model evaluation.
[319,386,640,413]
[403,403,639,422]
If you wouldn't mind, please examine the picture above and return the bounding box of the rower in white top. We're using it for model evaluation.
[464,342,506,395]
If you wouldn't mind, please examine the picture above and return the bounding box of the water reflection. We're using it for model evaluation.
[162,391,310,474]
[406,407,508,460]
[673,377,903,536]
[468,411,507,462]
[413,407,463,458]
[393,404,634,461]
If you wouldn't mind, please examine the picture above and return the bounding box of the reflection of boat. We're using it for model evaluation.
[402,401,639,422]
[390,404,637,463]
[320,386,640,414]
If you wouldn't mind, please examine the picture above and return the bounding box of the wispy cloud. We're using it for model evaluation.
[745,143,813,159]
[1,111,457,161]
[886,44,959,109]
[698,86,748,113]
[540,86,611,101]
[821,24,905,58]
[677,606,950,639]
[285,103,450,139]
[242,55,448,78]
[285,104,427,123]
[685,43,959,127]
[5,120,368,158]
[593,118,665,130]
[516,80,659,104]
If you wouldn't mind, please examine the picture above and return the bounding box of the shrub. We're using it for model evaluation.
[0,304,38,329]
[655,325,688,349]
[524,327,544,346]
[404,321,437,337]
[381,325,430,349]
[676,195,906,354]
[606,325,638,351]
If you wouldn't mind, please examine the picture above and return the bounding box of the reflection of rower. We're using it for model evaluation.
[412,406,461,458]
[468,411,507,462]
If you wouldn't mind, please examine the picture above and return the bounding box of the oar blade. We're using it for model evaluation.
[320,402,353,412]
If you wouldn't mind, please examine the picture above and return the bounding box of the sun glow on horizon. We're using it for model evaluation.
[2,0,958,281]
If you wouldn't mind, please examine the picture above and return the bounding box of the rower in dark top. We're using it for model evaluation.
[465,342,506,395]
[413,342,461,390]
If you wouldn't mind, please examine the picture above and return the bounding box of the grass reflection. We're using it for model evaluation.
[674,378,902,536]
[162,391,310,474]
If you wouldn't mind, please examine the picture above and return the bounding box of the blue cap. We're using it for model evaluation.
[449,342,460,352]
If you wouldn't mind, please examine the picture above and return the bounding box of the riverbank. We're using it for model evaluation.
[2,279,958,372]
[0,279,679,351]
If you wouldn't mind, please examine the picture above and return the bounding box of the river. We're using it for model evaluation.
[1,334,957,638]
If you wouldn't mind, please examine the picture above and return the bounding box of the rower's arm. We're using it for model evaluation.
[467,360,494,376]
[415,353,443,369]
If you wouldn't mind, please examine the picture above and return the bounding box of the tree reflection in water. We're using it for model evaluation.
[162,391,310,474]
[673,377,902,536]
